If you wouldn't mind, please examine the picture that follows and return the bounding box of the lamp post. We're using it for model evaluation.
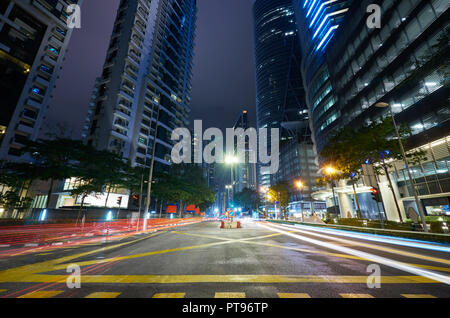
[324,166,340,224]
[225,155,238,204]
[260,186,269,219]
[225,185,232,210]
[375,102,428,232]
[296,181,305,222]
[267,193,273,219]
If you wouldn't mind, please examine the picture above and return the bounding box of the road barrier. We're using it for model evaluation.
[220,220,241,229]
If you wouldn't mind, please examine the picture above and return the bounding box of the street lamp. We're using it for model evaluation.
[225,185,232,209]
[260,186,269,219]
[225,155,238,204]
[296,180,305,222]
[375,102,428,232]
[324,165,340,223]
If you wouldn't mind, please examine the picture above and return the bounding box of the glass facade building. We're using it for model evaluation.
[232,111,257,194]
[296,0,450,220]
[293,0,351,152]
[253,0,317,198]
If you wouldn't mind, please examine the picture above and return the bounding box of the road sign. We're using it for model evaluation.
[229,210,236,218]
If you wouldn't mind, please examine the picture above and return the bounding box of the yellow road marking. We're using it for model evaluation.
[19,290,63,298]
[0,289,6,293]
[340,293,374,298]
[49,240,238,271]
[11,274,445,284]
[153,293,186,298]
[278,293,311,298]
[173,229,450,272]
[215,292,246,298]
[401,294,437,298]
[172,230,287,242]
[0,231,165,284]
[85,292,121,298]
[240,240,365,261]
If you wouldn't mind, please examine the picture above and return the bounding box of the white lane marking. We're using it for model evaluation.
[272,223,450,261]
[24,243,39,247]
[287,223,450,253]
[0,245,10,248]
[259,222,450,285]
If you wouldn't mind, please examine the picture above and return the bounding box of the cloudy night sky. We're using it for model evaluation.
[45,0,256,138]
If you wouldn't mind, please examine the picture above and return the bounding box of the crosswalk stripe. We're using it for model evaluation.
[153,293,186,298]
[215,292,246,298]
[278,293,311,298]
[340,294,374,298]
[401,294,437,298]
[85,292,121,298]
[19,290,63,298]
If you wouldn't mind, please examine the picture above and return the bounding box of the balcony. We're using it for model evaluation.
[26,98,42,109]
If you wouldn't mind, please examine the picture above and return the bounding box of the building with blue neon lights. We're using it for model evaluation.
[295,0,450,222]
[253,0,319,202]
[293,0,351,153]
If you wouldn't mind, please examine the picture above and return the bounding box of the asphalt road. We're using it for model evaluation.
[0,220,449,298]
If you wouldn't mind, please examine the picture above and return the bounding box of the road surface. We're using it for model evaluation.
[0,220,449,298]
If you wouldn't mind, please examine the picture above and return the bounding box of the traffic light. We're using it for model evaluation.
[117,196,122,205]
[370,188,382,202]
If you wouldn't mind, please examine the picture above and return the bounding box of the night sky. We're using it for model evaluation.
[45,0,256,138]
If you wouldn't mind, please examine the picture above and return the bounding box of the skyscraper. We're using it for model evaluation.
[253,0,318,201]
[85,0,197,172]
[293,0,351,152]
[295,0,450,220]
[232,110,257,193]
[0,0,82,160]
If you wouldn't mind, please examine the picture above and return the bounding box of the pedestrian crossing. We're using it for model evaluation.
[0,288,441,298]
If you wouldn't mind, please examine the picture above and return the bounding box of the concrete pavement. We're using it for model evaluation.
[0,220,448,298]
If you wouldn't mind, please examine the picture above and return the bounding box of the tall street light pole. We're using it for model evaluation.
[324,166,340,224]
[144,108,161,229]
[260,186,269,219]
[296,181,305,223]
[375,102,428,232]
[225,155,238,205]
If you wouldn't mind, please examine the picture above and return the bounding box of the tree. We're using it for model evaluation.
[70,182,103,223]
[267,182,290,219]
[320,118,427,221]
[0,160,35,218]
[234,188,260,212]
[152,164,216,217]
[19,138,88,209]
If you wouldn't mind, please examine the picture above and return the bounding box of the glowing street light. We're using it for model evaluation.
[225,155,239,165]
[325,166,337,176]
[296,180,305,222]
[322,165,340,223]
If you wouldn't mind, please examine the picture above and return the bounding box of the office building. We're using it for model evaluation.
[253,0,319,204]
[295,0,450,220]
[231,110,257,194]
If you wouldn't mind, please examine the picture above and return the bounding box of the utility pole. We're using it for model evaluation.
[144,108,160,230]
